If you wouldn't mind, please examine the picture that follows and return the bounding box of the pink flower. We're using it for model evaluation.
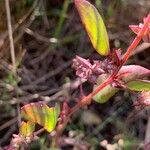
[72,56,105,83]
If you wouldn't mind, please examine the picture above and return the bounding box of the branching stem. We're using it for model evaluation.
[55,13,150,144]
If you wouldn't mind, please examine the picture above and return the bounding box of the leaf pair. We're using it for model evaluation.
[20,102,60,135]
[74,0,110,56]
[93,65,150,103]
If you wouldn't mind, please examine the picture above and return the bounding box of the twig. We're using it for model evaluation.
[20,61,71,90]
[0,125,16,145]
[0,0,39,60]
[5,0,22,131]
[25,28,58,44]
[0,117,17,131]
[54,0,70,38]
[34,128,45,136]
[0,77,85,106]
[5,0,16,73]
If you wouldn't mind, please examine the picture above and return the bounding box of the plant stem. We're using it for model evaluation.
[5,0,16,73]
[54,0,70,38]
[122,13,150,64]
[55,13,150,144]
[111,13,150,79]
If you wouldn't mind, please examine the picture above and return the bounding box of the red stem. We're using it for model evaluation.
[122,13,150,64]
[56,13,150,141]
[111,13,150,79]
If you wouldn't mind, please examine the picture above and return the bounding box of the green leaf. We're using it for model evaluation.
[74,0,110,56]
[19,121,35,137]
[21,102,60,132]
[93,74,118,103]
[127,80,150,91]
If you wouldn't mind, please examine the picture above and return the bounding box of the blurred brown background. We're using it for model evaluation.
[0,0,150,149]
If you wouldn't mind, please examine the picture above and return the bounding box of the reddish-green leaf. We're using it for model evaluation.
[21,102,60,132]
[119,65,150,82]
[127,80,150,91]
[74,0,110,56]
[19,121,35,137]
